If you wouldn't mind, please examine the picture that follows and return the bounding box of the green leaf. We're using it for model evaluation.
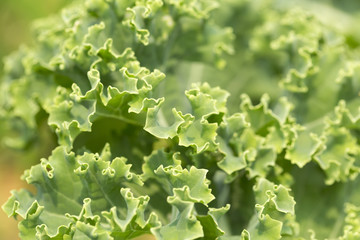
[197,204,230,239]
[2,145,158,239]
[151,187,204,240]
[143,150,215,205]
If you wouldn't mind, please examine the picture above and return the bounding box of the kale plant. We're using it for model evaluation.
[2,0,360,239]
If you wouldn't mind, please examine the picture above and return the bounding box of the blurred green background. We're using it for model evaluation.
[0,0,70,239]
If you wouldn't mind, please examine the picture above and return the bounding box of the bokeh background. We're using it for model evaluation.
[0,1,70,239]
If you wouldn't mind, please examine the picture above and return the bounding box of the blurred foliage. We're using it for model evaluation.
[0,0,71,163]
[0,0,71,72]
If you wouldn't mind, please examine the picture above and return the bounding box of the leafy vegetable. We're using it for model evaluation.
[2,0,360,239]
